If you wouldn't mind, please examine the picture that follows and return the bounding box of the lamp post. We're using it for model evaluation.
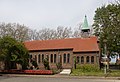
[103,39,107,74]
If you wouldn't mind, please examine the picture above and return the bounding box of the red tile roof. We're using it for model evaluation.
[24,36,99,52]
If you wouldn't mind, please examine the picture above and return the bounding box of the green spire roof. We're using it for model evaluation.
[82,15,89,30]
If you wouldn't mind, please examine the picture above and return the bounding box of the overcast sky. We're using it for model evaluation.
[0,0,115,30]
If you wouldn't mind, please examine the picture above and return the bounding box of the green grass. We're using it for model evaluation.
[71,64,120,77]
[71,69,104,76]
[107,70,120,77]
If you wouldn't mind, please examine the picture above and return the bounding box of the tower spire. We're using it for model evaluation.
[82,15,89,30]
[81,15,90,38]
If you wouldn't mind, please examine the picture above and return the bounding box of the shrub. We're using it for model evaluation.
[32,60,38,68]
[56,62,62,69]
[76,64,100,72]
[43,58,50,70]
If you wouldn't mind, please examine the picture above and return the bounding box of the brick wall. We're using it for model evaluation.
[29,49,99,69]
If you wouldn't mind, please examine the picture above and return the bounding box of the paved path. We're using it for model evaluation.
[0,76,119,82]
[60,69,71,75]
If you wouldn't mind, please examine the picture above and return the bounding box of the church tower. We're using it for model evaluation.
[81,15,90,38]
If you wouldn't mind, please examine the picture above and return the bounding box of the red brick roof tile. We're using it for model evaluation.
[24,36,99,52]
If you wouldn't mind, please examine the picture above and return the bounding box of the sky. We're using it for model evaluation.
[0,0,115,30]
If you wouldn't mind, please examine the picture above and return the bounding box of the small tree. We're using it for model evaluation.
[43,58,50,70]
[56,62,62,70]
[31,58,38,68]
[74,57,77,69]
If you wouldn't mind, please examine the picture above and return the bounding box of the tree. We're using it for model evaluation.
[72,24,82,38]
[93,3,120,57]
[0,36,29,70]
[0,23,30,42]
[38,28,56,40]
[55,26,72,39]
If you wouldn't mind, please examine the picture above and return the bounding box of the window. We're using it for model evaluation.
[38,54,40,63]
[35,55,37,62]
[81,56,84,64]
[29,54,32,59]
[51,54,53,63]
[86,56,89,63]
[58,55,62,63]
[46,55,49,61]
[64,54,66,63]
[77,56,80,63]
[67,54,70,63]
[42,54,44,62]
[54,54,56,63]
[91,56,94,63]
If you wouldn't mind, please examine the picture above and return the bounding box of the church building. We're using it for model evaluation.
[24,16,100,69]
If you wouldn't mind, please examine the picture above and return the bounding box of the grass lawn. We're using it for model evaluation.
[71,69,104,76]
[71,69,120,77]
[107,70,120,77]
[70,64,120,77]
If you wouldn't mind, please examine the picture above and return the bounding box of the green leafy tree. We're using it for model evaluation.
[93,3,120,57]
[0,36,29,70]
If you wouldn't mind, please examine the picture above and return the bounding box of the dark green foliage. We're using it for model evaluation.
[56,62,62,69]
[93,2,120,57]
[43,58,50,70]
[0,36,29,70]
[31,59,38,68]
[74,57,77,69]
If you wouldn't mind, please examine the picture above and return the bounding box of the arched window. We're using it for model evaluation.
[35,55,37,62]
[81,56,84,64]
[46,55,49,61]
[29,54,32,59]
[91,56,94,63]
[77,56,80,63]
[51,54,53,63]
[86,56,89,63]
[58,55,62,63]
[42,54,44,62]
[54,54,56,63]
[38,54,40,63]
[64,54,66,63]
[67,54,70,63]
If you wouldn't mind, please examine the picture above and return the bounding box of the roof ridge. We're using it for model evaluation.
[24,36,96,43]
